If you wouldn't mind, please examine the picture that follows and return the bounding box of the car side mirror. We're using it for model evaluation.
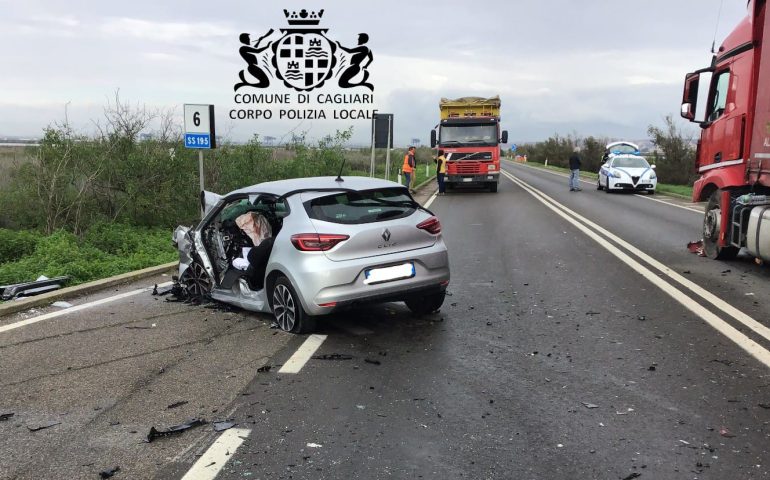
[501,130,508,144]
[651,164,657,170]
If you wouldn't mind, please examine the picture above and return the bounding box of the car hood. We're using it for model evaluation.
[611,166,653,177]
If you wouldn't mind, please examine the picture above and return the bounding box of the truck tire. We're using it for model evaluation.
[703,190,739,260]
[489,182,498,193]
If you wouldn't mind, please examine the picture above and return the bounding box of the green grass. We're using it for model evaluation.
[0,224,176,289]
[513,160,694,199]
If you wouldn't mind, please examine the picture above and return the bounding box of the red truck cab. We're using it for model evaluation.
[681,0,770,260]
[430,96,508,193]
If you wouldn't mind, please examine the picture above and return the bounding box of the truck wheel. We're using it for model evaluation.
[703,190,739,260]
[489,182,498,193]
[270,276,316,333]
[405,291,446,315]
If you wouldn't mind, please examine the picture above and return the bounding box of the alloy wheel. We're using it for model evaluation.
[272,284,296,331]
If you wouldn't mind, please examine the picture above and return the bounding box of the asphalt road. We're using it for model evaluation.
[2,163,770,480]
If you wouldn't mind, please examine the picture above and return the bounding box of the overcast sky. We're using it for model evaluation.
[0,0,749,146]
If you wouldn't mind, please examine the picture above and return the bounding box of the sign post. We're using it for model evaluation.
[183,104,216,218]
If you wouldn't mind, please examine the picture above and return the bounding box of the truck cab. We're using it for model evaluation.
[430,96,508,193]
[681,0,770,260]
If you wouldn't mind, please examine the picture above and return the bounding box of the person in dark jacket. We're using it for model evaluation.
[568,147,582,191]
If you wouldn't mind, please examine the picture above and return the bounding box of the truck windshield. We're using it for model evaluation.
[440,124,497,146]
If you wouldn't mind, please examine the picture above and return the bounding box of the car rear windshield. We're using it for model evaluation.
[304,187,418,224]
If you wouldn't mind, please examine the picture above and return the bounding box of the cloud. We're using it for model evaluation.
[100,17,234,42]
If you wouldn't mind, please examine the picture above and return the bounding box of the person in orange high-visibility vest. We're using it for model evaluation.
[402,146,416,192]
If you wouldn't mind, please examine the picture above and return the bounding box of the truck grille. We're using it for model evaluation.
[452,162,482,174]
[446,152,493,161]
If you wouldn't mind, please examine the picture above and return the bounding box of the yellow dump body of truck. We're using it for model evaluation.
[439,96,501,120]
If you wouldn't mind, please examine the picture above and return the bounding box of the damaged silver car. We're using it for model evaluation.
[173,176,450,333]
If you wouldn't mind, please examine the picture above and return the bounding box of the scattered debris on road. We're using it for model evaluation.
[585,311,600,316]
[146,418,206,443]
[0,412,14,421]
[213,421,236,432]
[621,473,642,480]
[687,240,706,257]
[719,427,735,438]
[167,401,189,409]
[364,358,381,365]
[257,365,272,373]
[759,403,770,409]
[99,466,120,479]
[306,443,322,448]
[582,402,599,409]
[152,284,174,296]
[312,353,353,360]
[27,420,61,432]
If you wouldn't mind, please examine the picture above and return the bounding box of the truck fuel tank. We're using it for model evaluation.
[746,205,770,261]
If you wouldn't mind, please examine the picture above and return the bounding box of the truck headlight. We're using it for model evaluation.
[487,164,496,171]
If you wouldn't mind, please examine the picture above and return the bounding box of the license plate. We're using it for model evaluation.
[462,177,473,182]
[364,262,415,285]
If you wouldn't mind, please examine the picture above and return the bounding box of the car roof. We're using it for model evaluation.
[225,176,405,197]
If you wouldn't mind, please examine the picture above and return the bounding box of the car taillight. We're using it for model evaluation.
[290,233,349,251]
[417,217,441,235]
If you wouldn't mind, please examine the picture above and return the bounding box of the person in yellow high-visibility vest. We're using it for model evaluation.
[402,146,416,192]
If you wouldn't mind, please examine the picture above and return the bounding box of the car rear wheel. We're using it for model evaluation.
[405,290,446,315]
[270,276,316,333]
[703,190,739,260]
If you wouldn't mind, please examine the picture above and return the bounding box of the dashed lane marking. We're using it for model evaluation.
[0,281,173,335]
[180,428,251,480]
[278,334,327,374]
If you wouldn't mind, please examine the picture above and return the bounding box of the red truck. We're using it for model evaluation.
[430,96,508,193]
[681,0,770,261]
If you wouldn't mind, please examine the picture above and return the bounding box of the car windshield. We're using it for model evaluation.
[612,157,649,168]
[304,187,418,224]
[607,143,638,155]
[440,124,497,146]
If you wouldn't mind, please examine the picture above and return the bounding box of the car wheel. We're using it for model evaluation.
[597,177,603,190]
[605,178,611,193]
[405,290,446,315]
[703,190,739,260]
[270,276,316,333]
[179,260,213,298]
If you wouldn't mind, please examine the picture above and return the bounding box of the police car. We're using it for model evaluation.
[596,142,657,194]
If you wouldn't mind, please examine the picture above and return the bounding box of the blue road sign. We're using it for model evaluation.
[510,144,517,152]
[185,133,211,149]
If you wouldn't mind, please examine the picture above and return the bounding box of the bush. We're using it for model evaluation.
[0,227,176,286]
[0,229,39,264]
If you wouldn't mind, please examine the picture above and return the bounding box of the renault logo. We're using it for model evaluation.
[382,228,391,241]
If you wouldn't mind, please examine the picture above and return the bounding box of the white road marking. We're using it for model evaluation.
[180,428,251,480]
[423,190,438,209]
[632,193,703,214]
[502,170,770,369]
[278,334,327,374]
[501,170,770,344]
[505,161,701,213]
[0,281,173,335]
